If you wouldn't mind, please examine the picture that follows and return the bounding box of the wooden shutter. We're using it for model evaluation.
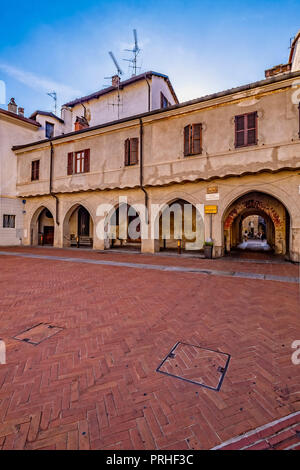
[84,149,90,173]
[192,124,202,154]
[31,160,39,181]
[247,112,257,145]
[130,138,138,164]
[184,125,190,156]
[298,103,300,138]
[124,139,130,166]
[235,115,245,147]
[67,152,74,175]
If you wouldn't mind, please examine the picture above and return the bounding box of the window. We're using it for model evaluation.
[235,112,257,148]
[124,138,139,166]
[160,92,170,109]
[3,215,15,228]
[45,121,54,139]
[184,124,202,156]
[31,160,40,181]
[298,103,300,138]
[67,149,90,175]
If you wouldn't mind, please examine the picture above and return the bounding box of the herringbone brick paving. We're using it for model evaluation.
[0,248,299,450]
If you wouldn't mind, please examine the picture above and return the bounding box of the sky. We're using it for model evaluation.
[0,0,299,117]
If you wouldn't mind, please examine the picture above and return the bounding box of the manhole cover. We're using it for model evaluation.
[156,342,230,391]
[13,323,63,345]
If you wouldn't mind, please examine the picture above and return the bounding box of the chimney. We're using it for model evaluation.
[74,115,89,132]
[265,63,291,78]
[18,107,24,117]
[112,75,120,87]
[8,97,17,114]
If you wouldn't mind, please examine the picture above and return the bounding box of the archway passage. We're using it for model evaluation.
[108,203,141,251]
[63,204,93,248]
[224,191,290,259]
[158,199,204,253]
[30,207,54,246]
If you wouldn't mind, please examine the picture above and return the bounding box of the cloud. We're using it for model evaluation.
[0,62,81,101]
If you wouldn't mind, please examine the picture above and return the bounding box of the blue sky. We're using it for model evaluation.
[0,0,299,116]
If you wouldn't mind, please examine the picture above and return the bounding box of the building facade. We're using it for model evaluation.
[3,32,300,260]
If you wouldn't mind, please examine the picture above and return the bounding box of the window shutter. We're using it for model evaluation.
[130,138,139,164]
[84,149,90,173]
[67,152,74,175]
[235,115,245,147]
[124,139,130,166]
[31,161,34,181]
[192,124,202,154]
[247,112,257,145]
[184,125,190,156]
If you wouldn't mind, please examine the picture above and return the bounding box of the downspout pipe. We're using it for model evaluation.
[139,118,148,224]
[49,141,59,225]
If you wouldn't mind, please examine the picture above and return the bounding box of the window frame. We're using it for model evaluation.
[184,123,202,157]
[235,112,258,148]
[45,121,54,139]
[3,214,15,228]
[31,159,40,181]
[67,149,90,175]
[124,138,139,166]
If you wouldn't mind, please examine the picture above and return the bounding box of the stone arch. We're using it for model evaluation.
[152,197,204,252]
[62,202,95,248]
[29,205,55,246]
[222,190,291,256]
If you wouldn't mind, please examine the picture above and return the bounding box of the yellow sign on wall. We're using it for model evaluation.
[205,205,218,214]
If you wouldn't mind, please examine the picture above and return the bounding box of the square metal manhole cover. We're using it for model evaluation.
[13,323,63,345]
[156,342,230,391]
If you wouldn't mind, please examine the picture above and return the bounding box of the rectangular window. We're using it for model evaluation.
[124,138,139,166]
[160,92,170,109]
[67,150,90,175]
[184,124,202,156]
[235,112,257,148]
[3,214,15,228]
[45,121,54,139]
[31,160,40,181]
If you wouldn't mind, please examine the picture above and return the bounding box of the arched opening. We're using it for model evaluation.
[63,204,94,248]
[158,199,204,253]
[108,203,141,251]
[30,207,54,246]
[223,191,291,259]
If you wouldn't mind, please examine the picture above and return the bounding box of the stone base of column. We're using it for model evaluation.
[141,239,160,254]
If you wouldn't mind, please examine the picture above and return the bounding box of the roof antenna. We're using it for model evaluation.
[105,52,124,119]
[47,91,57,115]
[123,29,141,76]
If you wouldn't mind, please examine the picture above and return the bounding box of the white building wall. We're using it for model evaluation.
[291,36,300,72]
[0,112,39,246]
[0,197,23,246]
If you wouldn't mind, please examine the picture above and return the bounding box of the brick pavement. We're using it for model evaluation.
[0,247,299,450]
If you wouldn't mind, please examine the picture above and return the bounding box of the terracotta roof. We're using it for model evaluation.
[30,110,64,124]
[63,71,179,107]
[0,108,41,127]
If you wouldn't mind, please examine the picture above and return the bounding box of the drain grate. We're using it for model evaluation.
[13,323,63,345]
[156,341,230,391]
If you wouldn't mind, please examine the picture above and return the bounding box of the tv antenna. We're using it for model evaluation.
[105,52,124,119]
[123,29,141,76]
[47,91,57,115]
